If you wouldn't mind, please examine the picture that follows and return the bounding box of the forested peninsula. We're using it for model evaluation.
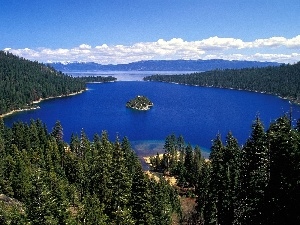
[0,51,86,115]
[0,51,117,117]
[144,62,300,104]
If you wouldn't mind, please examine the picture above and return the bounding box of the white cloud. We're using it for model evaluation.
[252,37,287,48]
[286,35,300,48]
[79,44,92,49]
[3,35,300,64]
[197,36,247,50]
[251,35,300,49]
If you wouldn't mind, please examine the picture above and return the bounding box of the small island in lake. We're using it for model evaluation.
[126,95,153,110]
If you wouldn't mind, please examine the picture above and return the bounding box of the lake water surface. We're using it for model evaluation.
[4,79,300,156]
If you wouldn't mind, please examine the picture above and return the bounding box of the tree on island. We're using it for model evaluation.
[126,95,153,111]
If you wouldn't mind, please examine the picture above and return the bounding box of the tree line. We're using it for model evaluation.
[0,51,116,116]
[151,115,300,224]
[144,62,300,104]
[0,119,181,224]
[1,117,300,224]
[76,75,117,83]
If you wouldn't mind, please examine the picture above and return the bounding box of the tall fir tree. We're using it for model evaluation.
[78,193,108,225]
[237,117,268,224]
[51,120,63,143]
[110,138,133,224]
[184,143,194,185]
[224,132,241,224]
[26,169,58,224]
[265,116,300,224]
[209,134,224,225]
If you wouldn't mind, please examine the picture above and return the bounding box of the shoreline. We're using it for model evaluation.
[0,89,86,118]
[161,81,300,106]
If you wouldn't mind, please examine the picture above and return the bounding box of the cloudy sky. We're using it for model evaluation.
[1,0,300,64]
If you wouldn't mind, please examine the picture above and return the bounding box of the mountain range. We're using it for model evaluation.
[49,59,281,72]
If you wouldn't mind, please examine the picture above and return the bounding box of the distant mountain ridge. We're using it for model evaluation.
[49,59,281,72]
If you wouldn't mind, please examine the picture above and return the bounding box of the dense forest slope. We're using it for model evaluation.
[0,51,86,115]
[144,62,300,104]
[0,119,181,224]
[150,116,300,224]
[1,115,300,224]
[50,59,280,72]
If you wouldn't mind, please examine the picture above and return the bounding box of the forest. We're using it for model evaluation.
[0,119,181,224]
[144,62,300,104]
[1,115,300,224]
[0,51,116,116]
[148,115,300,224]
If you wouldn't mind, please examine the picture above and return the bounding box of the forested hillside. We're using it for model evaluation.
[144,62,300,104]
[149,115,300,224]
[0,51,86,115]
[0,119,181,224]
[1,115,300,224]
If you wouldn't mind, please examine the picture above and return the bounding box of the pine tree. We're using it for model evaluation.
[184,143,194,186]
[223,132,240,224]
[51,120,63,143]
[121,136,138,177]
[94,131,113,209]
[195,161,215,225]
[78,194,108,225]
[265,116,300,224]
[46,171,73,224]
[163,135,172,172]
[2,154,16,196]
[208,134,224,225]
[237,117,268,224]
[35,119,48,147]
[132,170,154,224]
[11,146,31,203]
[191,145,203,187]
[70,133,80,157]
[149,178,174,225]
[29,119,41,151]
[79,129,90,159]
[110,138,133,223]
[26,169,58,224]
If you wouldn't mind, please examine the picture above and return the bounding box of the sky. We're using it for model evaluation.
[1,0,300,64]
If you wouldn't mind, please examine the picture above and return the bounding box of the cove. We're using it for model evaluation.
[4,81,300,156]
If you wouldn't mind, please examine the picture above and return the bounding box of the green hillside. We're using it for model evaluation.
[144,62,300,104]
[0,51,86,115]
[0,119,181,224]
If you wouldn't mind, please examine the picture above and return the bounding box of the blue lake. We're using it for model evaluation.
[4,80,300,156]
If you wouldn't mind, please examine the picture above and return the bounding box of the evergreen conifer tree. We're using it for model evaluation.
[110,138,133,223]
[265,116,300,224]
[237,117,268,224]
[26,169,58,224]
[209,134,224,225]
[51,120,63,143]
[78,193,108,225]
[184,143,194,185]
